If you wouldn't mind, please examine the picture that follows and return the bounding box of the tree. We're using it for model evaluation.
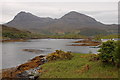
[113,41,120,67]
[98,40,116,64]
[98,40,120,68]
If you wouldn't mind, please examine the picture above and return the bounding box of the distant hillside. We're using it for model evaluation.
[2,25,31,34]
[5,11,118,36]
[1,25,87,39]
[1,25,32,39]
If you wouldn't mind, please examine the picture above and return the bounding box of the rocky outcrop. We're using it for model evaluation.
[68,43,100,46]
[68,39,101,46]
[73,39,100,43]
[1,55,47,79]
[23,49,44,53]
[1,50,74,79]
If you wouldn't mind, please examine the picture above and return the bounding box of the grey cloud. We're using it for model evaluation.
[1,2,118,24]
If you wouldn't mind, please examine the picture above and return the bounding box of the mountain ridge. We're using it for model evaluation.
[5,11,118,36]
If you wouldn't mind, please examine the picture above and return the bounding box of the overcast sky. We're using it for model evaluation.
[0,1,119,24]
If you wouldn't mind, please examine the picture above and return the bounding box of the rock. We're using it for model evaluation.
[23,49,44,53]
[16,56,46,71]
[1,55,47,79]
[16,66,41,79]
[29,75,39,80]
[69,39,101,46]
[73,39,100,44]
[68,43,100,46]
[89,57,99,61]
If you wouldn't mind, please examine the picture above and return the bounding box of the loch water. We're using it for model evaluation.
[2,39,99,69]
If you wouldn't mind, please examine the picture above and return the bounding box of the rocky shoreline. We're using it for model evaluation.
[1,55,47,79]
[1,50,73,79]
[1,39,100,79]
[2,39,28,42]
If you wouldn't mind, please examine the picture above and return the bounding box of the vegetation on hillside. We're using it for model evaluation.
[94,34,120,41]
[2,25,30,39]
[38,41,120,78]
[1,25,46,39]
[40,53,118,78]
[78,28,108,36]
[1,25,87,39]
[1,25,119,40]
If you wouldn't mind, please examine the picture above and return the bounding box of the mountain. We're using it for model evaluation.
[5,11,118,36]
[6,11,55,29]
[60,11,105,27]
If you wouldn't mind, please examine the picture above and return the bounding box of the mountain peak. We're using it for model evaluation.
[67,11,83,15]
[61,11,86,19]
[19,11,27,14]
[13,11,40,21]
[16,11,34,17]
[60,11,98,25]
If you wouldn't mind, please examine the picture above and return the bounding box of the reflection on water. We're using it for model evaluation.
[2,39,99,69]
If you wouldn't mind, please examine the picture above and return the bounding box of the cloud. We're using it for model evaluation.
[1,2,118,24]
[1,0,119,2]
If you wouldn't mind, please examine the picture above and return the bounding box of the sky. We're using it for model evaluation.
[0,0,119,24]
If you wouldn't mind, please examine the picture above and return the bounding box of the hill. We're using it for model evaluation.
[1,25,32,39]
[1,25,86,39]
[5,11,118,36]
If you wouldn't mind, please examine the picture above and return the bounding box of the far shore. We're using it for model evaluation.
[1,38,85,42]
[1,38,102,47]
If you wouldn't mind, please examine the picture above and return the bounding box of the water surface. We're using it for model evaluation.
[2,39,99,69]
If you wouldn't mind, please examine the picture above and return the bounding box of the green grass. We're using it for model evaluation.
[94,34,120,41]
[39,53,119,78]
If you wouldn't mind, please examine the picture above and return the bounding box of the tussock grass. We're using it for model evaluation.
[40,53,119,78]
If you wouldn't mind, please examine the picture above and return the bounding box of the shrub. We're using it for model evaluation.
[98,40,116,63]
[46,50,73,61]
[98,40,120,67]
[113,41,120,67]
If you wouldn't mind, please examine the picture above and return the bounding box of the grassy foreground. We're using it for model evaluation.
[39,53,119,78]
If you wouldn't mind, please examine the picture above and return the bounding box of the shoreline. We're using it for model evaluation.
[1,38,85,42]
[1,38,100,79]
[1,55,47,79]
[1,39,28,42]
[1,51,118,79]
